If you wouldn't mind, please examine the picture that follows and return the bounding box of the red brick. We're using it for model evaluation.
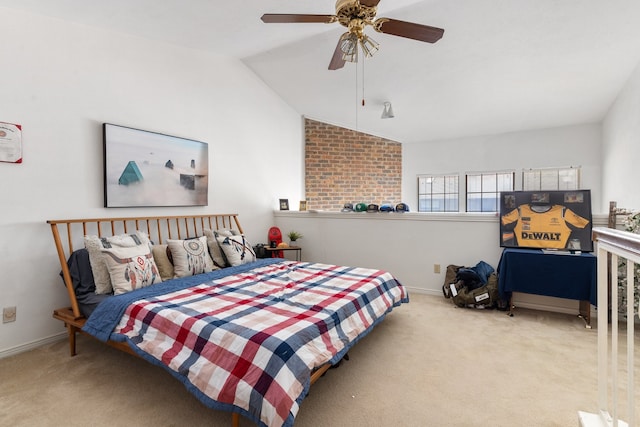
[304,118,401,211]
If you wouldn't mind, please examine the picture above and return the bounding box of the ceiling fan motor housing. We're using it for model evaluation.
[335,0,377,27]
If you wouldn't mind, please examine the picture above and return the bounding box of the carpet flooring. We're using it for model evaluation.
[1,294,638,426]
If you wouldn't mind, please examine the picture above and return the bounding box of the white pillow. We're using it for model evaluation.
[167,236,218,278]
[84,231,152,294]
[217,234,257,267]
[203,229,231,268]
[102,243,162,295]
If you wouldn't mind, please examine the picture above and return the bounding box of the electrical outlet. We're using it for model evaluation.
[3,306,16,323]
[433,264,441,274]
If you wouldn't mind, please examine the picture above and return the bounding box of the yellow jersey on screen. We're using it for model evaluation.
[501,204,590,249]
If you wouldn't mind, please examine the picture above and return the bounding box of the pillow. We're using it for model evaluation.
[203,228,238,267]
[62,249,111,317]
[217,234,257,267]
[167,236,218,278]
[203,229,229,268]
[151,244,174,281]
[63,248,96,296]
[102,242,162,295]
[84,231,152,294]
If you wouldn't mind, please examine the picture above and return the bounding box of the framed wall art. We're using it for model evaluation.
[103,123,208,207]
[0,121,22,164]
[499,190,593,252]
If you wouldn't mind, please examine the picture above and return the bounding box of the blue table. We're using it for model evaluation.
[497,248,597,325]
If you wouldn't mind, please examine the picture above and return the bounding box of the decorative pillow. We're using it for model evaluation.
[167,236,217,278]
[84,231,152,294]
[151,244,174,281]
[217,234,257,267]
[203,229,230,268]
[102,242,162,295]
[64,248,96,296]
[203,228,231,268]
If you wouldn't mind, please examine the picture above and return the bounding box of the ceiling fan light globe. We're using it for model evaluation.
[339,33,358,55]
[339,32,359,62]
[360,35,379,57]
[342,50,358,63]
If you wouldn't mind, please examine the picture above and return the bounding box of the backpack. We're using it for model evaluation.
[442,261,507,310]
[442,264,463,298]
[451,273,499,309]
[442,261,495,298]
[253,243,268,259]
[455,268,484,291]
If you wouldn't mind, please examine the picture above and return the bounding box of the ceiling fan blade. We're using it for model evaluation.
[374,18,444,43]
[261,14,336,24]
[359,0,382,6]
[328,37,346,70]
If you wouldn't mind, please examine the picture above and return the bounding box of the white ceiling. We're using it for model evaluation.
[3,0,640,143]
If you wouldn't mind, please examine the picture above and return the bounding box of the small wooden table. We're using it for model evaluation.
[265,246,302,261]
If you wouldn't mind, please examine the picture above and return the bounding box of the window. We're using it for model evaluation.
[522,167,581,191]
[466,171,514,212]
[418,174,459,212]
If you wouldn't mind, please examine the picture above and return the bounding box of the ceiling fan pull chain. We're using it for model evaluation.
[355,51,359,130]
[362,55,366,106]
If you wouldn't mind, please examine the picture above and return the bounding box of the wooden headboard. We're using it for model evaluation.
[48,214,243,320]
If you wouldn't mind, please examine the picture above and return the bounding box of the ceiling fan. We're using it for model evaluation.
[261,0,444,70]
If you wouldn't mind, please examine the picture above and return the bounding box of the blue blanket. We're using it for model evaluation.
[83,258,281,341]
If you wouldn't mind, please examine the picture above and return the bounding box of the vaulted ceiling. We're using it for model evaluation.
[3,0,640,143]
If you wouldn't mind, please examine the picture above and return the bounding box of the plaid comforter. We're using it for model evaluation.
[83,259,408,427]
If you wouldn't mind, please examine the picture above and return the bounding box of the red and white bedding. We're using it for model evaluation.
[83,259,408,426]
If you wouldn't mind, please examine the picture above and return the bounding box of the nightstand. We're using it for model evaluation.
[264,246,302,261]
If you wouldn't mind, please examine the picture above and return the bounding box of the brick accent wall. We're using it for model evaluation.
[305,118,402,211]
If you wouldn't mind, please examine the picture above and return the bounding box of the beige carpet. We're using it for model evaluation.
[0,294,637,426]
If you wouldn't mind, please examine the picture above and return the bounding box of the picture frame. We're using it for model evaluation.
[0,121,23,164]
[299,200,307,211]
[279,199,289,210]
[103,123,208,208]
[499,190,593,251]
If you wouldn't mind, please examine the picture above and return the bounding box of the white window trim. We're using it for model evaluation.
[417,173,460,213]
[465,170,515,213]
[522,166,581,191]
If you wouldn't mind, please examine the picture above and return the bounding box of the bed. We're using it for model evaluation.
[48,214,408,427]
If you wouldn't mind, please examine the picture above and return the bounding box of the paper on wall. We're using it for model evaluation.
[0,122,22,163]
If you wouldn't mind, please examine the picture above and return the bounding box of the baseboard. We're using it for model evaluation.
[0,332,67,360]
[405,287,442,297]
[405,286,596,318]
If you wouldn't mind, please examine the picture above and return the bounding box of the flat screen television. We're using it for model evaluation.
[499,190,593,252]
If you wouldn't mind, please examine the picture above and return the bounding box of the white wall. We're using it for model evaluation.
[274,211,609,313]
[275,211,503,285]
[0,8,303,354]
[274,123,606,315]
[402,123,603,214]
[602,61,640,211]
